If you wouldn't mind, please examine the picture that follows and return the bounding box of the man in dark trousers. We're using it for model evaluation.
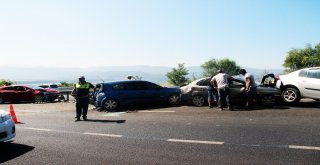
[239,69,257,109]
[210,70,234,111]
[71,76,94,121]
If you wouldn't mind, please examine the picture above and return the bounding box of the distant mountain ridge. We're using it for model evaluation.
[0,66,283,84]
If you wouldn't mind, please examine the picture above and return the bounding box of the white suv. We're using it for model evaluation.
[277,67,320,103]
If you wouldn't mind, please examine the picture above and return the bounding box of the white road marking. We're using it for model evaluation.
[83,132,123,138]
[139,111,175,113]
[167,139,224,145]
[23,127,52,132]
[103,112,127,117]
[288,145,320,151]
[16,127,320,151]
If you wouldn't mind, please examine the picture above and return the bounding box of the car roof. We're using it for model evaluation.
[305,67,320,70]
[102,80,152,85]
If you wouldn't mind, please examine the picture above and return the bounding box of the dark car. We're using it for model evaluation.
[31,86,61,102]
[39,84,59,90]
[180,74,281,107]
[94,80,181,111]
[0,85,45,104]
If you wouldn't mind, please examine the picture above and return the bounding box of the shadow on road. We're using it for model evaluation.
[0,141,35,163]
[230,100,320,111]
[96,103,180,112]
[287,100,320,108]
[85,119,126,124]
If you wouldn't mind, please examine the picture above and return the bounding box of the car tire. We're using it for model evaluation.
[103,99,119,111]
[34,95,44,103]
[0,96,3,104]
[168,94,181,105]
[192,95,205,107]
[282,87,301,103]
[260,95,276,107]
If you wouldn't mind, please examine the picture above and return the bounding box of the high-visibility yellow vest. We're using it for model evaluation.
[75,83,91,89]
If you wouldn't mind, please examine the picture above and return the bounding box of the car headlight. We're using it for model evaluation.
[0,114,12,123]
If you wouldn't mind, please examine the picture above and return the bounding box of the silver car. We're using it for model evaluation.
[276,67,320,103]
[181,74,282,107]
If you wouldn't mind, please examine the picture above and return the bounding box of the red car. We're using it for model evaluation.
[0,85,45,104]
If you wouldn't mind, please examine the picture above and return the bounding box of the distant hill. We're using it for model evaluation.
[0,66,283,84]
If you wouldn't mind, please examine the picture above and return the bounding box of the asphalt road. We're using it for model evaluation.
[0,100,320,165]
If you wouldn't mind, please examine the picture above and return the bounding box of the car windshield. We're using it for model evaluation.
[29,86,43,90]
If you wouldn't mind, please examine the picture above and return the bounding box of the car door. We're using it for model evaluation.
[111,82,140,104]
[193,78,211,99]
[300,69,320,98]
[0,86,16,102]
[15,86,34,102]
[142,81,165,102]
[229,79,246,104]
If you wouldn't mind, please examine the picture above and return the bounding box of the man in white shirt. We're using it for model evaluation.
[210,70,234,111]
[239,69,257,109]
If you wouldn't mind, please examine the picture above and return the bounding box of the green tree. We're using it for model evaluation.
[166,63,189,86]
[283,43,320,72]
[59,82,75,87]
[0,80,6,86]
[0,79,14,86]
[201,58,241,77]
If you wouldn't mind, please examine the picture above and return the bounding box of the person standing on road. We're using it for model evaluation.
[239,69,257,109]
[210,70,234,111]
[207,75,217,108]
[71,76,94,121]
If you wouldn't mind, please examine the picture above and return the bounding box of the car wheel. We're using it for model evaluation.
[282,87,301,103]
[0,96,3,104]
[192,95,205,107]
[260,95,276,107]
[34,95,44,103]
[103,99,119,111]
[168,94,180,105]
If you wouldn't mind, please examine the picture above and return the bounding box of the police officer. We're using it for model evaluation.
[71,76,94,121]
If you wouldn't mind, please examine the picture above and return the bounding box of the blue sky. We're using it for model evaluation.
[0,0,319,69]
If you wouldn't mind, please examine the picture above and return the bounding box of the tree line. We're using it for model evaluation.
[1,43,319,87]
[166,42,320,86]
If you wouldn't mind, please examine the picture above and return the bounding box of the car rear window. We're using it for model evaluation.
[50,84,59,88]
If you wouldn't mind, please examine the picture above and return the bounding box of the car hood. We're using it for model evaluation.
[0,109,9,116]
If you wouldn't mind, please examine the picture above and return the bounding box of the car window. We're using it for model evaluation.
[111,82,136,90]
[50,84,58,88]
[196,79,210,86]
[307,70,320,79]
[1,86,15,90]
[145,82,162,89]
[134,82,148,90]
[39,85,49,88]
[229,79,245,86]
[111,83,126,90]
[16,86,26,91]
[299,70,308,77]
